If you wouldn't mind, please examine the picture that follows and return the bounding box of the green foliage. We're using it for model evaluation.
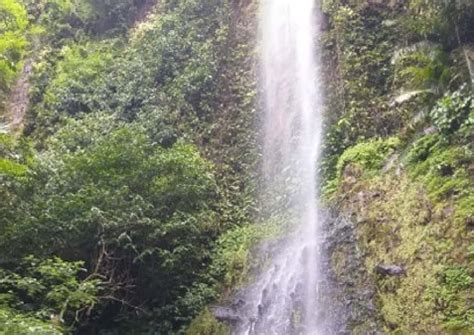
[401,0,474,45]
[1,115,223,332]
[185,309,229,335]
[431,267,474,331]
[321,0,474,182]
[3,0,258,332]
[46,42,113,113]
[400,1,451,41]
[406,134,473,201]
[0,0,28,107]
[28,0,230,142]
[2,0,254,333]
[393,43,455,95]
[211,218,283,291]
[329,118,473,333]
[324,137,399,198]
[430,88,473,136]
[0,307,61,335]
[213,225,257,288]
[183,219,283,334]
[322,1,474,333]
[468,245,474,260]
[82,0,142,34]
[12,121,217,252]
[0,134,29,177]
[212,225,258,289]
[336,137,400,176]
[0,256,103,332]
[0,157,26,176]
[441,267,473,291]
[35,257,102,314]
[0,0,27,33]
[404,133,441,164]
[113,0,228,122]
[30,41,115,136]
[334,169,473,333]
[321,3,400,182]
[24,0,141,40]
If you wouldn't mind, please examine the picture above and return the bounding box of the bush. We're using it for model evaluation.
[0,119,221,332]
[185,309,229,335]
[210,218,284,291]
[28,0,141,40]
[0,0,28,108]
[404,133,441,165]
[32,42,114,134]
[0,307,61,335]
[0,256,103,330]
[430,88,472,136]
[336,137,400,176]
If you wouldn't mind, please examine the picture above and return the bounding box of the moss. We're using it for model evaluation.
[404,133,441,165]
[404,134,474,242]
[323,137,400,199]
[430,267,474,332]
[323,2,474,333]
[331,245,350,281]
[337,137,400,177]
[406,135,472,193]
[352,322,378,335]
[337,168,473,333]
[185,309,230,335]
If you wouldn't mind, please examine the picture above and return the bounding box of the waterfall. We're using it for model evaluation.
[231,0,326,334]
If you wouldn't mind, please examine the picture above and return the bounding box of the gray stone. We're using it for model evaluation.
[211,305,242,324]
[374,264,406,276]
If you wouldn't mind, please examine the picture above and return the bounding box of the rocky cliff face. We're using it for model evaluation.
[322,1,473,333]
[187,1,473,333]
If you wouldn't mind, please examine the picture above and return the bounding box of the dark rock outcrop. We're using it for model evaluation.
[374,264,406,277]
[211,305,243,324]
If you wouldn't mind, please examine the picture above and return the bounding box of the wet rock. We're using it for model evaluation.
[439,163,454,176]
[374,264,406,277]
[424,126,438,135]
[442,205,455,219]
[211,306,242,324]
[367,0,401,8]
[383,154,399,172]
[466,217,474,231]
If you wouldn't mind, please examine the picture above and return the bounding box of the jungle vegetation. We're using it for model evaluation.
[0,0,472,334]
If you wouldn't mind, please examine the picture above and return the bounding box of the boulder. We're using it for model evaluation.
[374,264,405,277]
[211,305,243,324]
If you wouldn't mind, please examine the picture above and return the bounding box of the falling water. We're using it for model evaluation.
[231,0,326,334]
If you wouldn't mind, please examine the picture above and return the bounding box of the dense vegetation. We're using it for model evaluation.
[0,0,472,334]
[1,0,258,333]
[322,0,474,333]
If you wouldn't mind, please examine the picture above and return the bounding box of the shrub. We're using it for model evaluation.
[185,309,229,335]
[430,88,472,136]
[336,137,400,177]
[0,0,28,108]
[0,307,61,335]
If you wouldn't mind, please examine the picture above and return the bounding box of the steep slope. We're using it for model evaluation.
[0,0,259,333]
[322,1,474,333]
[0,0,472,334]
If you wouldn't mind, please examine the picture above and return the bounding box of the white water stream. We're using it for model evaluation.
[232,0,326,334]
